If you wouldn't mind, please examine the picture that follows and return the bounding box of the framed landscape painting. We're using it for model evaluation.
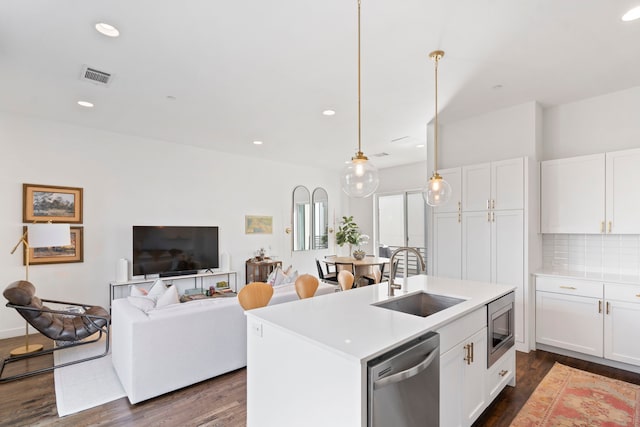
[24,226,84,265]
[23,183,83,223]
[245,215,273,234]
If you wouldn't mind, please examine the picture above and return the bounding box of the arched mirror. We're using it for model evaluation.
[292,185,311,251]
[312,187,329,249]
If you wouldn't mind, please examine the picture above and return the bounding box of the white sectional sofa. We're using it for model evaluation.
[111,281,336,404]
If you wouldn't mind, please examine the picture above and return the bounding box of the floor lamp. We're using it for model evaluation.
[9,223,71,356]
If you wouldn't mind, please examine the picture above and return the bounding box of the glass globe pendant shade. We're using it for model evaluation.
[341,156,379,198]
[423,172,451,206]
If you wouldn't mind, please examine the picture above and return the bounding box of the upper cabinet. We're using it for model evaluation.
[462,158,524,212]
[541,148,640,234]
[606,148,640,234]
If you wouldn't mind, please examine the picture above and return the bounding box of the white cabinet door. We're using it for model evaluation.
[492,210,524,343]
[536,291,603,357]
[462,163,491,212]
[434,167,462,214]
[463,328,488,425]
[439,327,487,427]
[491,158,524,210]
[462,211,491,283]
[540,153,605,233]
[433,213,462,279]
[606,148,640,234]
[604,283,640,366]
[440,342,464,427]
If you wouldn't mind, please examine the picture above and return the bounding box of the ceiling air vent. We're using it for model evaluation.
[372,152,390,158]
[79,65,113,86]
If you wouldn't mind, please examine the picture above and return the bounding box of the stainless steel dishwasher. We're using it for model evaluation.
[367,331,439,427]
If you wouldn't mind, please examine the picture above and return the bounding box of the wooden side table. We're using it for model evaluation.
[245,258,282,284]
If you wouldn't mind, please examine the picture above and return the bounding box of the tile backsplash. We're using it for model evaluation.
[543,234,640,277]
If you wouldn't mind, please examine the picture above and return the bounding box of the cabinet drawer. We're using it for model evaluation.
[437,306,487,354]
[536,276,602,298]
[487,347,515,401]
[605,283,640,303]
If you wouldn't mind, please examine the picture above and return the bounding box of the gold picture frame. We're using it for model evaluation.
[25,226,84,265]
[245,215,273,234]
[23,183,83,223]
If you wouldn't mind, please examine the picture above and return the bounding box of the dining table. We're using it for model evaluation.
[323,256,390,287]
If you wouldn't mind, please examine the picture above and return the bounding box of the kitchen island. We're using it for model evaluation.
[245,275,516,427]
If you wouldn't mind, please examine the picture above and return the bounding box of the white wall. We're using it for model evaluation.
[543,86,640,160]
[0,112,342,338]
[439,101,540,168]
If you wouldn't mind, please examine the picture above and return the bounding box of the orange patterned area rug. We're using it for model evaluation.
[511,363,640,427]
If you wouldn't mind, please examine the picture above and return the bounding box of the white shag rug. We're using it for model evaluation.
[53,335,126,417]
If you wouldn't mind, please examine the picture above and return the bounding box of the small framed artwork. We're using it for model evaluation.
[245,215,273,234]
[23,183,83,223]
[25,226,84,265]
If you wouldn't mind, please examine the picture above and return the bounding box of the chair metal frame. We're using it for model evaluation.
[0,299,110,383]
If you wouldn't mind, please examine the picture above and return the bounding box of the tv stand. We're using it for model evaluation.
[109,270,238,311]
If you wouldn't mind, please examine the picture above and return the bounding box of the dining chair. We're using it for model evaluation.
[294,274,319,299]
[238,282,274,310]
[334,262,355,275]
[364,263,385,286]
[324,255,337,274]
[316,259,338,283]
[338,270,355,291]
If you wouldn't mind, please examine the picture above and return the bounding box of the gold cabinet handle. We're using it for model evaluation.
[463,344,471,365]
[608,221,612,233]
[487,199,490,210]
[598,300,602,313]
[559,286,577,290]
[492,212,495,222]
[470,342,474,364]
[636,294,640,298]
[491,199,496,209]
[458,213,461,223]
[606,301,610,315]
[487,212,491,222]
[499,369,508,377]
[601,221,605,233]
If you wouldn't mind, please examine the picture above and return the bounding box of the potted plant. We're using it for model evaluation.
[336,216,366,259]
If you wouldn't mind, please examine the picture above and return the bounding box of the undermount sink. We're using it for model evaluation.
[373,292,466,318]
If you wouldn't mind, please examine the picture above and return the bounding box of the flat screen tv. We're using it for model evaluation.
[132,226,219,277]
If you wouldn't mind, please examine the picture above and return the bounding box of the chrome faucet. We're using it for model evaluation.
[388,247,426,296]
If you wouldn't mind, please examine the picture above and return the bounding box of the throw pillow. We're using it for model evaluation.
[147,279,166,297]
[155,285,180,309]
[127,295,157,312]
[129,285,148,297]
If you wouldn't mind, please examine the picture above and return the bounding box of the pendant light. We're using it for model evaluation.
[341,0,379,198]
[423,50,451,207]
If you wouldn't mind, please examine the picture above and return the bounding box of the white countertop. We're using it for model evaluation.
[534,269,640,286]
[245,275,514,362]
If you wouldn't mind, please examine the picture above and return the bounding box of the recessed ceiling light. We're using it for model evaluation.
[622,6,640,21]
[322,110,336,116]
[253,140,263,145]
[416,144,425,148]
[77,100,94,108]
[95,22,120,37]
[166,95,177,101]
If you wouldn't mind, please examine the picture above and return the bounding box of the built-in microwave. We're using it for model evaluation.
[487,291,515,368]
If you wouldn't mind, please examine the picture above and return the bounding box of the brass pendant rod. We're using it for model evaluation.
[357,0,362,156]
[434,54,439,173]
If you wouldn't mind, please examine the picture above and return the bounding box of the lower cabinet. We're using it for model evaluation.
[536,275,640,368]
[440,328,487,427]
[604,284,640,365]
[437,306,514,427]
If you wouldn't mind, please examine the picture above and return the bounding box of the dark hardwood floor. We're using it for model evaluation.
[2,333,640,426]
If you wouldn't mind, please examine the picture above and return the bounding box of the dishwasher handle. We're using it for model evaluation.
[373,348,438,390]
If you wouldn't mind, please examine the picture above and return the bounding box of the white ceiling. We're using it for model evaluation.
[1,1,639,170]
